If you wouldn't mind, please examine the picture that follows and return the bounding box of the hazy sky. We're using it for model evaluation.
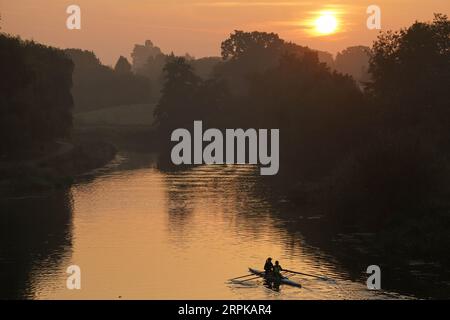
[1,0,449,65]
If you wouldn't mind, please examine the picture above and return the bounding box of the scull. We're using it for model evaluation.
[248,268,302,288]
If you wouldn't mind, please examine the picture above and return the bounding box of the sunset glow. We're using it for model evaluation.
[314,12,339,35]
[1,1,448,64]
[1,0,450,303]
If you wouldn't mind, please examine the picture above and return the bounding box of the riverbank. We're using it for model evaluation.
[0,140,116,195]
[1,151,413,300]
[73,103,158,152]
[0,103,158,195]
[277,174,450,266]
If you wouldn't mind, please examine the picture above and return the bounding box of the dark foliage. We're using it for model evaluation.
[332,14,450,227]
[242,52,365,177]
[155,16,450,235]
[153,55,229,139]
[335,46,371,85]
[367,14,450,134]
[0,34,73,157]
[215,30,335,95]
[65,49,151,111]
[114,56,132,74]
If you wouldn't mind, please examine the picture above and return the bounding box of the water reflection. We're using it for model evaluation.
[0,190,73,299]
[0,153,419,299]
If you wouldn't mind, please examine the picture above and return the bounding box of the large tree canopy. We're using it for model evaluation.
[216,31,323,95]
[368,14,449,118]
[0,35,74,156]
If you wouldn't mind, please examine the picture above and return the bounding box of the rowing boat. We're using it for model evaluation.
[248,268,302,288]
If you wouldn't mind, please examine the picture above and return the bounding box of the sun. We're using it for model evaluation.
[314,12,338,35]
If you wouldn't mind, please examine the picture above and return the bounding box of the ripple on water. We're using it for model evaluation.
[1,154,415,299]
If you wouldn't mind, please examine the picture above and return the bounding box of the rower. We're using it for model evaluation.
[264,257,274,275]
[273,261,283,280]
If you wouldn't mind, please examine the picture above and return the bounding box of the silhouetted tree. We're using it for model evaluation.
[216,31,287,94]
[0,35,73,157]
[65,49,151,111]
[332,14,450,225]
[221,31,284,60]
[215,30,333,95]
[190,57,222,79]
[154,55,230,137]
[335,46,371,85]
[138,53,167,99]
[151,21,450,232]
[114,56,132,74]
[316,50,335,69]
[139,53,222,100]
[242,51,364,177]
[153,55,201,136]
[368,14,449,130]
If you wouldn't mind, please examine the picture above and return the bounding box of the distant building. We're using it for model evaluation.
[131,40,163,72]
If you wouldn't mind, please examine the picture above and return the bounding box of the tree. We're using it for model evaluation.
[217,31,309,95]
[338,14,450,221]
[65,49,151,111]
[139,53,167,99]
[114,56,132,74]
[368,14,449,127]
[153,55,201,135]
[221,30,284,60]
[243,52,364,176]
[190,57,222,79]
[335,46,371,85]
[0,35,74,156]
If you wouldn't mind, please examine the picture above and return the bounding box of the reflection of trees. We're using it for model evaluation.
[166,180,195,232]
[0,190,73,299]
[160,163,438,296]
[162,165,280,238]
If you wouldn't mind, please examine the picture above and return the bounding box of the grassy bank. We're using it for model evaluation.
[74,103,155,127]
[281,155,450,264]
[73,103,157,153]
[0,141,116,194]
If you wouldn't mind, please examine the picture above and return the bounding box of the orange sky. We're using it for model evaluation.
[1,0,449,65]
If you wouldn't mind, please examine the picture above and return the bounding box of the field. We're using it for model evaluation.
[74,104,156,127]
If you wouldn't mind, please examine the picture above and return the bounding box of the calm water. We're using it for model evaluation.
[0,153,424,299]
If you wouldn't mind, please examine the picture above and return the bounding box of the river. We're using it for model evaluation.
[2,152,442,299]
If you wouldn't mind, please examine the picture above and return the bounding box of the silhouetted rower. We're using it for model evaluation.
[273,261,283,280]
[264,257,274,275]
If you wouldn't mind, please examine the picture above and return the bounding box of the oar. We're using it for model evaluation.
[283,269,332,281]
[229,276,261,284]
[229,274,256,281]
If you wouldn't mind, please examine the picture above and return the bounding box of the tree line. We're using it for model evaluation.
[154,14,450,243]
[0,34,73,158]
[65,49,152,112]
